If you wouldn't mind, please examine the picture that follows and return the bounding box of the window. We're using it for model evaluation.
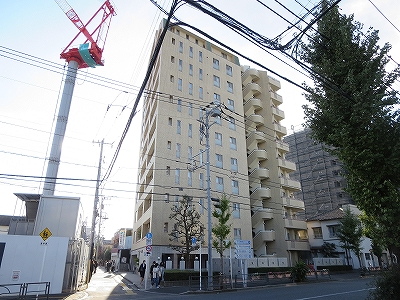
[173,224,178,241]
[177,99,182,111]
[232,180,239,194]
[177,120,181,134]
[189,64,193,76]
[176,143,181,158]
[229,116,235,130]
[233,203,240,218]
[172,38,175,45]
[195,39,198,44]
[199,68,203,80]
[328,225,340,238]
[199,108,203,118]
[189,46,193,57]
[171,56,175,63]
[188,83,193,95]
[216,176,224,192]
[188,124,192,138]
[334,181,341,187]
[170,75,174,82]
[213,93,221,104]
[178,59,183,71]
[167,141,171,149]
[226,64,232,76]
[230,137,237,150]
[213,75,220,87]
[199,87,203,99]
[227,99,234,111]
[168,117,172,126]
[175,168,180,184]
[188,146,192,159]
[169,95,173,103]
[234,228,241,240]
[164,222,168,233]
[186,34,189,39]
[214,115,221,125]
[199,173,204,189]
[188,102,193,116]
[188,171,192,186]
[166,166,170,175]
[215,132,222,146]
[213,58,220,70]
[222,52,227,59]
[165,193,169,203]
[176,29,180,35]
[179,41,183,53]
[231,158,238,172]
[199,198,204,214]
[216,154,223,168]
[178,78,182,91]
[199,51,203,62]
[312,227,323,239]
[227,81,233,93]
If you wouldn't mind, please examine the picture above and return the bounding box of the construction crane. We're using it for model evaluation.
[43,0,116,195]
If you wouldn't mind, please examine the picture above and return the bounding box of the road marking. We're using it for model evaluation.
[294,288,375,300]
[120,281,134,295]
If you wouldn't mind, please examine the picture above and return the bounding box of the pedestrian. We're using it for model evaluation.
[106,260,111,272]
[93,259,98,274]
[151,262,160,288]
[158,260,166,286]
[138,260,146,285]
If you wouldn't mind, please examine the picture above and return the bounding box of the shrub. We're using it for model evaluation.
[164,270,209,281]
[290,261,309,282]
[368,265,400,300]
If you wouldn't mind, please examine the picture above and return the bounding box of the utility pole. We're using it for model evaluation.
[190,102,221,290]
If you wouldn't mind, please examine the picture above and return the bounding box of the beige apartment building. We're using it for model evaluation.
[242,67,309,264]
[131,21,309,268]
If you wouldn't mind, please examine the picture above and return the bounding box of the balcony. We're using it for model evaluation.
[284,218,308,230]
[286,240,310,251]
[278,158,296,172]
[280,177,301,191]
[272,106,285,120]
[247,149,268,163]
[243,82,261,99]
[270,91,283,106]
[253,230,276,249]
[282,197,305,210]
[250,167,270,180]
[246,114,265,126]
[276,140,289,152]
[268,76,281,90]
[273,123,287,135]
[244,98,263,114]
[251,208,273,226]
[246,131,267,149]
[242,68,260,86]
[250,187,271,204]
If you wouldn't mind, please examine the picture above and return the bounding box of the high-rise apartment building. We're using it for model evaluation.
[131,21,309,267]
[242,67,309,262]
[284,128,354,218]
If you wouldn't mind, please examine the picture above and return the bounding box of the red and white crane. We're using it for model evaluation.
[43,1,116,195]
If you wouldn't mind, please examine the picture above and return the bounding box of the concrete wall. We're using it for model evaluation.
[0,235,69,294]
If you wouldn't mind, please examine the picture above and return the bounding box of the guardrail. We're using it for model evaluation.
[0,282,50,299]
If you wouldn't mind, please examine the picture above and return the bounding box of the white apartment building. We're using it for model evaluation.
[131,21,309,268]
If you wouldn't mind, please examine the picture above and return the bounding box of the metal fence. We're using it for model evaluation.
[0,282,50,299]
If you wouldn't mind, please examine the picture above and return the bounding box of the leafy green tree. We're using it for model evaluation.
[300,0,400,258]
[169,195,204,264]
[336,207,363,267]
[212,194,232,276]
[321,242,337,258]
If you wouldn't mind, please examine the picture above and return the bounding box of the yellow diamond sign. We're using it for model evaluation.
[39,228,52,241]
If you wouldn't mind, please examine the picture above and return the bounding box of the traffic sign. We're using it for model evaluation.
[146,238,153,246]
[191,237,197,246]
[234,239,251,245]
[145,245,152,252]
[146,232,153,239]
[39,227,52,241]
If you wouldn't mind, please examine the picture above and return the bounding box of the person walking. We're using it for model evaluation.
[138,260,146,285]
[151,262,160,288]
[158,260,166,286]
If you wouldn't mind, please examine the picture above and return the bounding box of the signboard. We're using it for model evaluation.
[146,232,153,239]
[39,228,52,241]
[234,240,252,259]
[145,245,152,252]
[191,237,197,246]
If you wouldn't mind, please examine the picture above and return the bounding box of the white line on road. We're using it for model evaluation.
[294,288,375,300]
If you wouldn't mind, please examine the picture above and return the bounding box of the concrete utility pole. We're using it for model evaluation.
[190,103,221,290]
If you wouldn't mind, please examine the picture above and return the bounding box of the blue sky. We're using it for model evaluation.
[1,0,399,239]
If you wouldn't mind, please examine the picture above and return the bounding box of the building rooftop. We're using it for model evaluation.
[307,207,344,221]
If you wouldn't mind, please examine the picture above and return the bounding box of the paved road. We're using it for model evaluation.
[63,269,375,300]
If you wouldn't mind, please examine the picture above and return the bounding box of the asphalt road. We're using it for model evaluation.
[63,270,375,300]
